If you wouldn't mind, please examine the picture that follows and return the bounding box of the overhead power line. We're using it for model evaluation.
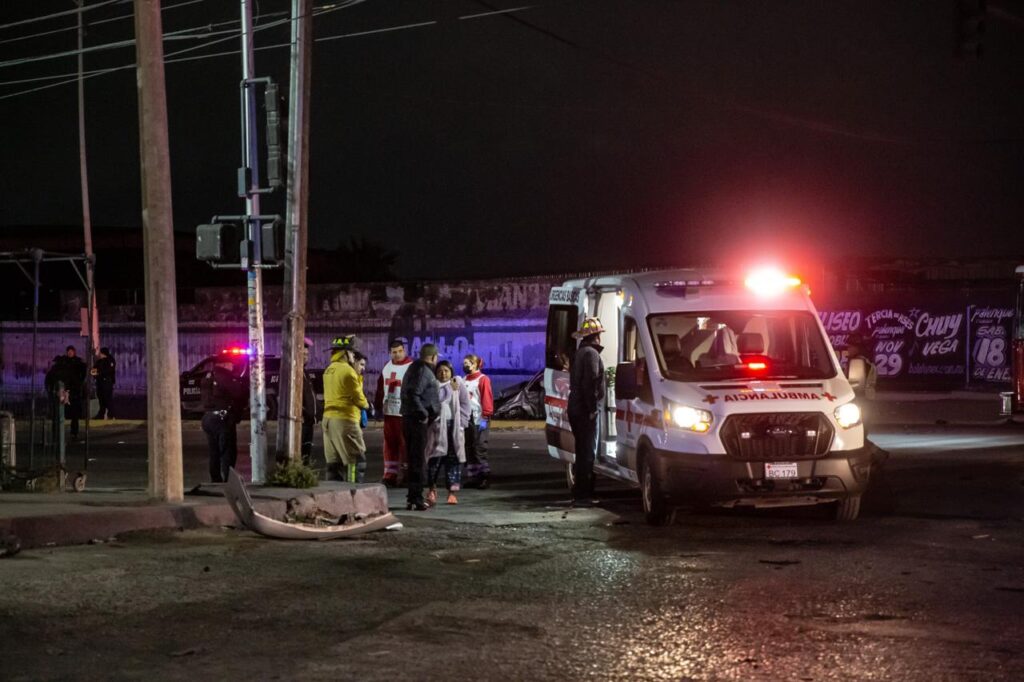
[471,0,913,145]
[0,0,126,33]
[0,0,209,47]
[0,1,364,102]
[0,9,288,70]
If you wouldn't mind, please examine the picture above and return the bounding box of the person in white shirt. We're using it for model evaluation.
[462,354,494,489]
[373,338,414,486]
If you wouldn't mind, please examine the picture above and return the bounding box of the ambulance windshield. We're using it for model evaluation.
[648,311,836,381]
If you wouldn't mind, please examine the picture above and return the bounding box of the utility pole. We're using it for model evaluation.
[277,0,313,462]
[76,1,96,349]
[133,0,183,502]
[76,0,97,462]
[240,0,269,481]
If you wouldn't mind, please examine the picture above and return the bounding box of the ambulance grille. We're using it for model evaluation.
[720,412,833,460]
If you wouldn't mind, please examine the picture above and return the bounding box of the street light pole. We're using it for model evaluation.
[240,0,269,482]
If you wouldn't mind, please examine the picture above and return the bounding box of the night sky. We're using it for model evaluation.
[1,0,1022,279]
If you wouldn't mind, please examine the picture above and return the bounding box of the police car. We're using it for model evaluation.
[179,347,323,419]
[545,267,871,524]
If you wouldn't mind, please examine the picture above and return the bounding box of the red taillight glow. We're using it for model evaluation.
[747,361,767,371]
[744,267,802,296]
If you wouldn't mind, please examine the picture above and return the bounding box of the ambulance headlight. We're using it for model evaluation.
[834,402,862,429]
[664,401,713,433]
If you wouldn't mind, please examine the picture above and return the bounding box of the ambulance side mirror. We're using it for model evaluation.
[615,362,638,401]
[847,357,867,390]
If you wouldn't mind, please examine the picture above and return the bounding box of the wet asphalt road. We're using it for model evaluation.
[1,421,1023,680]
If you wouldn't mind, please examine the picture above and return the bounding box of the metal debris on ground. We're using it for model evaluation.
[224,469,401,540]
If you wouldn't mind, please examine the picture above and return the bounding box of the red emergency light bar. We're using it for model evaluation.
[221,346,252,356]
[744,267,802,297]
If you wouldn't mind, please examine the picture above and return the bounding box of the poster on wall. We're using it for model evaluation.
[819,304,968,384]
[967,306,1013,385]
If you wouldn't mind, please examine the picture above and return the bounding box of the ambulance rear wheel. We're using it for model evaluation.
[639,450,670,526]
[833,494,861,522]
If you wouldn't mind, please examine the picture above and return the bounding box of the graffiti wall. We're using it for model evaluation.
[1,278,558,412]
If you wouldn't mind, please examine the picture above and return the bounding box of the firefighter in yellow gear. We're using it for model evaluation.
[322,336,370,482]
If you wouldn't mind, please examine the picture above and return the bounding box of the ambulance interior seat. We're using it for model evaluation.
[678,328,715,369]
[696,327,741,368]
[736,332,765,361]
[740,317,771,354]
[658,334,693,372]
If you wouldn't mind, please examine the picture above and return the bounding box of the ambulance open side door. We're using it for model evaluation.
[544,286,585,464]
[589,285,622,469]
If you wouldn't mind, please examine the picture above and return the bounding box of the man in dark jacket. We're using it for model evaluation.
[93,347,116,419]
[300,338,319,466]
[568,317,606,507]
[399,343,440,510]
[45,345,87,439]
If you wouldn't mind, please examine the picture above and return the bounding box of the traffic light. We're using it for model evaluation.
[264,81,286,189]
[196,223,241,263]
[954,0,986,58]
[261,218,285,263]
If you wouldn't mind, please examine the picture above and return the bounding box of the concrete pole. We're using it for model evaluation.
[133,0,183,502]
[277,0,312,462]
[77,1,96,353]
[77,0,97,464]
[241,0,269,482]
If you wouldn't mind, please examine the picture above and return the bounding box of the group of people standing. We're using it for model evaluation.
[312,335,493,510]
[44,345,118,440]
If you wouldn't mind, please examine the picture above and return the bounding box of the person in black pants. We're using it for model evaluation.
[93,347,116,419]
[300,338,319,466]
[568,317,606,507]
[45,345,87,439]
[200,361,244,482]
[399,343,440,510]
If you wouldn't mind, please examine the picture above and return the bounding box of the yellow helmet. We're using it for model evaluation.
[573,316,606,339]
[330,335,357,352]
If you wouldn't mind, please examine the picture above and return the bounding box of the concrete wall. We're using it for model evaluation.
[2,277,1016,418]
[2,279,559,414]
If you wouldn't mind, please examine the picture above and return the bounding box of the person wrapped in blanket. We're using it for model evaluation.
[425,360,472,506]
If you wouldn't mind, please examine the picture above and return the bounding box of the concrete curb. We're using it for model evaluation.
[0,484,389,551]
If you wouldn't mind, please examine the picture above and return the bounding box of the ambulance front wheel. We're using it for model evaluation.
[639,450,670,526]
[833,494,861,522]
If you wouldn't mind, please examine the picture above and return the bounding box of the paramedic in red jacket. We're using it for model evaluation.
[462,354,494,488]
[374,338,414,487]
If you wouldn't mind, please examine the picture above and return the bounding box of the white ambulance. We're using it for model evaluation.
[544,267,870,525]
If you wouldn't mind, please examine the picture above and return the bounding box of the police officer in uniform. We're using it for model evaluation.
[200,359,246,482]
[92,347,116,419]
